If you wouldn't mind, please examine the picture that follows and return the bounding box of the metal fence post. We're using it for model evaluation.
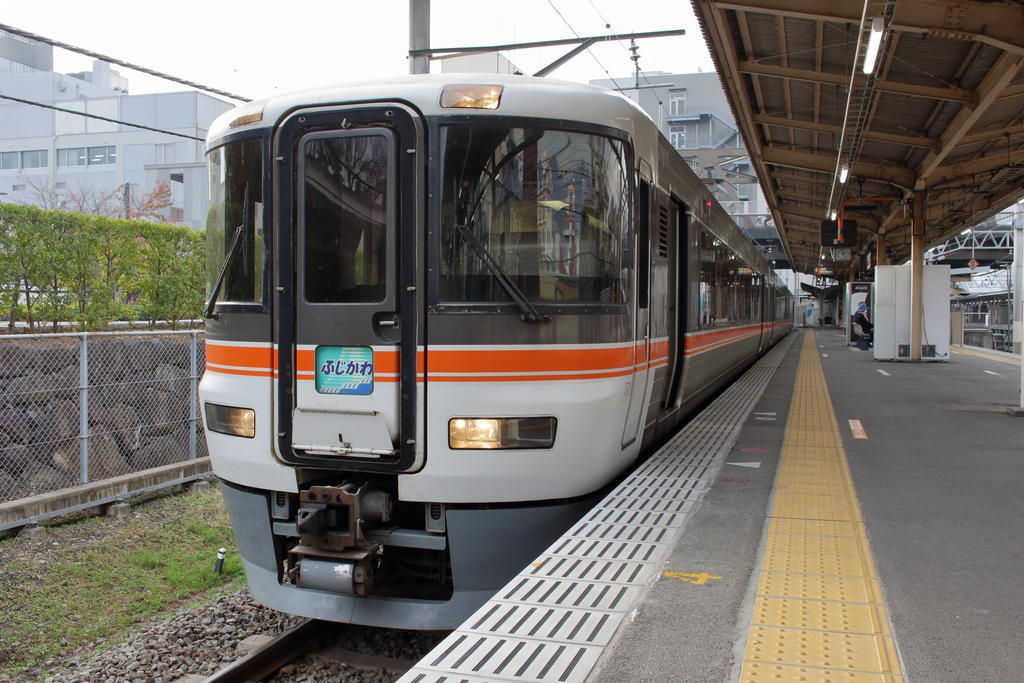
[189,330,198,460]
[79,333,89,484]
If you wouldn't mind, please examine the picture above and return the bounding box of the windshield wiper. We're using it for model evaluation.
[205,184,251,320]
[204,222,245,320]
[455,223,549,324]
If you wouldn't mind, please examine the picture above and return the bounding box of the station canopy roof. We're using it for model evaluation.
[691,0,1024,275]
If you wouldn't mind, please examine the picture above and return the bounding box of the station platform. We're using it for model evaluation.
[402,329,1024,682]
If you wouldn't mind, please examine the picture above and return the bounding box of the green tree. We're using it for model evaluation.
[90,216,143,326]
[0,204,205,332]
[137,223,206,329]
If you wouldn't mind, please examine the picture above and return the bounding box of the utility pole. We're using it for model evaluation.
[409,0,430,75]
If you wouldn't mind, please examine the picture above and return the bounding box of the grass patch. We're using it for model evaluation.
[0,485,246,679]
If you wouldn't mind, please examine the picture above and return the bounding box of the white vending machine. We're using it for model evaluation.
[873,264,950,361]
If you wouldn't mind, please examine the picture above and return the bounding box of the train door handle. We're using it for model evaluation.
[373,312,399,335]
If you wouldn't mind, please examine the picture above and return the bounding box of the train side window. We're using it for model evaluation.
[698,229,716,328]
[301,134,390,303]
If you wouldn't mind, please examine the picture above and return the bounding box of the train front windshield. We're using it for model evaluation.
[206,138,265,306]
[439,126,630,306]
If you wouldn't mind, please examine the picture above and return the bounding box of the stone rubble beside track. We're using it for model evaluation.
[38,589,445,683]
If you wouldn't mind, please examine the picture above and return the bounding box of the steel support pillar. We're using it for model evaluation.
[409,0,430,75]
[910,195,925,361]
[876,232,887,266]
[1013,223,1023,355]
[1015,219,1024,413]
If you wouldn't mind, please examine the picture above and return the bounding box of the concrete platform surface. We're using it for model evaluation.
[597,330,1024,682]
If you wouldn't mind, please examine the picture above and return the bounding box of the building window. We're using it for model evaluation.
[170,207,184,221]
[670,125,686,150]
[669,89,686,117]
[88,146,117,165]
[58,147,88,166]
[2,150,49,169]
[12,184,25,192]
[155,142,174,164]
[56,182,67,190]
[20,150,48,168]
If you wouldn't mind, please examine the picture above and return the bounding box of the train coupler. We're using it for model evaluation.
[289,483,391,595]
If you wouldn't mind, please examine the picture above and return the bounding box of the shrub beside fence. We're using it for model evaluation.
[0,330,206,505]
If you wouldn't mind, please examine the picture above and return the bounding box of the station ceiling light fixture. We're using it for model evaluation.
[862,16,885,74]
[839,164,850,184]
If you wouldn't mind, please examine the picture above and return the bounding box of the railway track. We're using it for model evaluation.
[204,618,422,682]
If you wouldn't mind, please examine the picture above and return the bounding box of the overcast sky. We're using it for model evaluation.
[4,0,715,103]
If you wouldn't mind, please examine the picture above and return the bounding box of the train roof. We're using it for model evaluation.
[208,73,654,146]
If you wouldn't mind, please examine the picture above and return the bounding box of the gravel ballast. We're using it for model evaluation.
[1,486,445,682]
[44,589,443,682]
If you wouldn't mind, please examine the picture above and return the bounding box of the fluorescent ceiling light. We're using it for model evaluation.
[829,210,838,221]
[862,17,885,74]
[839,164,849,184]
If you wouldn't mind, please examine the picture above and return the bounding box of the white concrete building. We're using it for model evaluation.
[0,30,234,230]
[591,70,785,266]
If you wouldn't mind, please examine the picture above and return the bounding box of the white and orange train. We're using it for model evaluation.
[199,74,793,629]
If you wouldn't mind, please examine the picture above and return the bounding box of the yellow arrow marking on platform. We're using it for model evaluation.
[663,571,722,585]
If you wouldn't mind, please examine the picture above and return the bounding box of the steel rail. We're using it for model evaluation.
[204,619,331,682]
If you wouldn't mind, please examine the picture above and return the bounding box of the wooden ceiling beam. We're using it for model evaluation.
[713,0,1024,54]
[737,60,974,104]
[915,53,1024,189]
[762,147,916,188]
[753,114,936,150]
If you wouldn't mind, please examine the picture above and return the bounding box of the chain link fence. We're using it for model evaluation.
[0,330,206,504]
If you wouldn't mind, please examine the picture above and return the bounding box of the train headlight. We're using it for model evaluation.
[204,403,256,438]
[448,417,556,450]
[228,102,264,128]
[440,84,503,109]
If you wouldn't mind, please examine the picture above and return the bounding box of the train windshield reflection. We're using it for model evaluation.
[440,125,629,305]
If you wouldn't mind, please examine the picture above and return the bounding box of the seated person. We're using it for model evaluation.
[852,303,873,344]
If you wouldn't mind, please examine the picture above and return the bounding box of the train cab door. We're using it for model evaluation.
[758,280,769,352]
[662,196,688,411]
[622,177,652,447]
[273,104,422,473]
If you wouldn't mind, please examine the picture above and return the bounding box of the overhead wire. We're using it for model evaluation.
[0,23,249,144]
[586,0,669,111]
[545,0,624,92]
[0,23,251,102]
[0,94,204,142]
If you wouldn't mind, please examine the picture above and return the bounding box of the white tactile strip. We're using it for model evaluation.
[400,335,796,683]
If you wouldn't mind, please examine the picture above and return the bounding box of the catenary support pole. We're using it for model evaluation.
[409,0,430,75]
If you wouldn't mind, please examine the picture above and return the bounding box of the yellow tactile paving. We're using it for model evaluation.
[767,519,867,538]
[739,331,904,682]
[951,345,1021,366]
[757,572,886,605]
[753,597,892,635]
[742,662,903,682]
[765,533,869,557]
